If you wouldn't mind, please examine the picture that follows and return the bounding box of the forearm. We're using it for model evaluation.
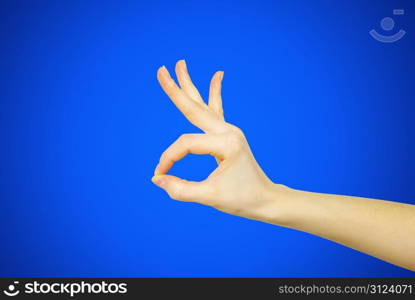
[265,184,415,271]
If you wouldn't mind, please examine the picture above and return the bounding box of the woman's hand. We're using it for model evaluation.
[152,60,415,271]
[152,60,288,222]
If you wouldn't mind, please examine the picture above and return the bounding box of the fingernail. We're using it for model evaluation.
[158,65,165,75]
[154,163,160,175]
[159,66,171,79]
[151,175,165,188]
[219,71,224,80]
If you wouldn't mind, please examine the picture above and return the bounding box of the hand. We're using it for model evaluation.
[152,61,415,271]
[152,60,288,222]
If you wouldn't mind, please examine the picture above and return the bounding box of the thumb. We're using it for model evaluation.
[151,174,208,203]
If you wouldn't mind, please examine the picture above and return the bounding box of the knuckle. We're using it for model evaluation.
[159,151,168,162]
[178,134,187,141]
[197,181,218,205]
[165,78,176,90]
[185,101,205,119]
[160,148,172,162]
[177,133,191,144]
[230,125,245,138]
[225,127,246,154]
[214,106,224,116]
[183,106,197,119]
[168,186,182,201]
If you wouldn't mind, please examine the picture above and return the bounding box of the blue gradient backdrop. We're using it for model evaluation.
[1,0,414,277]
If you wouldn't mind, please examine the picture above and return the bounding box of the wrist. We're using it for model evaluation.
[259,182,301,226]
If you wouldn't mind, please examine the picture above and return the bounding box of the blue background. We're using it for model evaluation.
[1,0,414,277]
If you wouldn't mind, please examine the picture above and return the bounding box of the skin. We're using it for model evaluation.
[152,60,415,272]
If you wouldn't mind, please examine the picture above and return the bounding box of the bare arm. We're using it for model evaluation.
[268,186,415,271]
[152,60,415,271]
